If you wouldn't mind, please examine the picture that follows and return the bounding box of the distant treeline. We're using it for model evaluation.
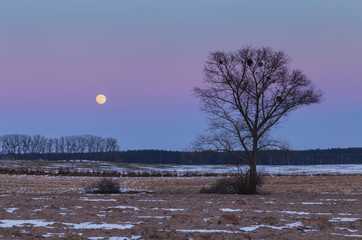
[1,134,362,165]
[0,134,119,157]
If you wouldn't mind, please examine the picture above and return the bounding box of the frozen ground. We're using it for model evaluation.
[0,159,361,175]
[0,175,361,239]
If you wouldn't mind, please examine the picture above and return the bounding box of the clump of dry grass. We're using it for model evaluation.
[200,171,264,194]
[83,178,121,194]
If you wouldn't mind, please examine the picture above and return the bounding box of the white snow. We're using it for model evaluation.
[0,219,54,228]
[0,219,137,230]
[137,199,165,202]
[331,233,362,238]
[32,197,51,200]
[117,163,362,175]
[321,199,357,202]
[240,221,303,232]
[89,236,141,240]
[177,229,241,233]
[138,216,171,219]
[43,233,65,238]
[4,208,18,213]
[110,206,140,211]
[160,208,185,212]
[79,197,117,202]
[301,202,323,205]
[3,160,362,175]
[220,208,242,212]
[329,217,361,222]
[240,226,260,232]
[335,227,359,232]
[254,210,273,213]
[62,222,135,230]
[280,211,310,215]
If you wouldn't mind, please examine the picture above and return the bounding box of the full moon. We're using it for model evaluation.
[96,94,106,104]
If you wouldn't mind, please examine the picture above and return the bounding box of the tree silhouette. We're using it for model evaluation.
[194,46,322,193]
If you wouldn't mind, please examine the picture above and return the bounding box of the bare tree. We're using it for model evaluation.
[86,135,97,153]
[105,137,119,152]
[194,46,322,193]
[45,138,54,154]
[20,135,32,155]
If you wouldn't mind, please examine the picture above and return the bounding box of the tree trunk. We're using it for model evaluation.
[246,165,257,194]
[247,140,258,194]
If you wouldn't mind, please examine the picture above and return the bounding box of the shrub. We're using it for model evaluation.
[83,178,121,194]
[200,171,264,194]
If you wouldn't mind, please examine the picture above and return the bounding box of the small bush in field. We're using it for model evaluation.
[83,178,121,194]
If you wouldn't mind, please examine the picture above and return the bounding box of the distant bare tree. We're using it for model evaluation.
[86,135,97,153]
[105,137,119,152]
[94,136,106,153]
[30,135,43,154]
[1,135,13,155]
[65,136,77,154]
[45,138,54,154]
[20,135,32,155]
[194,46,322,193]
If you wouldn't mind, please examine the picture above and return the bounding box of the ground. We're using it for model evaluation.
[0,174,361,239]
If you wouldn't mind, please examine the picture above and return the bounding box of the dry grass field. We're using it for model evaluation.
[0,174,361,239]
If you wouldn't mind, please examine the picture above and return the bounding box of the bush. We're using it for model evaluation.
[200,171,264,194]
[83,178,121,194]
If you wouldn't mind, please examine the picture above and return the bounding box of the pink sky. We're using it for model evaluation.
[1,1,362,150]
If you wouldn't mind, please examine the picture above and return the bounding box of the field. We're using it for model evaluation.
[0,162,361,239]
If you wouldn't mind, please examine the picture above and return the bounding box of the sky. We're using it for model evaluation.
[1,0,362,151]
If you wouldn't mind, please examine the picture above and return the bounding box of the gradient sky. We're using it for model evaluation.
[1,1,361,150]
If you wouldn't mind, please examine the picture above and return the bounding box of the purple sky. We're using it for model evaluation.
[1,1,362,150]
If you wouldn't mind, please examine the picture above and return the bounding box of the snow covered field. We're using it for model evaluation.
[0,159,361,175]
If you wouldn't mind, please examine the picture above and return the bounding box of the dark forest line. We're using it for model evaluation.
[2,149,362,165]
[1,134,361,165]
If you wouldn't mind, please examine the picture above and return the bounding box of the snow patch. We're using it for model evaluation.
[88,235,142,240]
[62,222,135,230]
[43,233,65,238]
[0,219,54,228]
[301,202,323,205]
[240,222,303,232]
[331,233,362,238]
[32,197,51,200]
[159,208,185,212]
[220,208,242,212]
[138,216,171,219]
[280,211,310,215]
[322,199,357,202]
[329,217,361,222]
[4,208,18,213]
[109,206,140,211]
[88,237,141,240]
[79,197,117,202]
[177,229,240,233]
[137,199,165,202]
[335,227,359,232]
